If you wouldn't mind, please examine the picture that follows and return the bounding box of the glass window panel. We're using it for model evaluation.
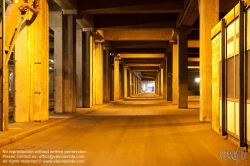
[235,18,239,53]
[248,9,250,50]
[227,21,235,56]
[227,57,235,98]
[235,55,239,99]
[248,51,250,99]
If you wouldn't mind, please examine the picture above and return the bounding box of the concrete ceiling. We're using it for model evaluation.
[51,0,239,81]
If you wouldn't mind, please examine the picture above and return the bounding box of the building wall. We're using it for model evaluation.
[211,4,250,145]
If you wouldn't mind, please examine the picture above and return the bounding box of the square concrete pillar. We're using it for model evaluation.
[129,71,133,96]
[76,27,83,108]
[62,14,76,112]
[172,44,178,104]
[133,74,136,95]
[123,65,128,98]
[200,0,219,121]
[93,42,103,104]
[50,11,63,113]
[103,48,111,102]
[166,53,173,101]
[177,28,188,108]
[162,59,167,99]
[157,72,160,95]
[155,74,158,94]
[160,67,164,96]
[119,65,124,99]
[135,77,138,94]
[110,67,114,101]
[114,58,119,100]
[83,32,93,108]
[15,0,49,122]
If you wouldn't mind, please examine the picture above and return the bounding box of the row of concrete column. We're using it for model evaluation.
[50,11,107,112]
[170,0,218,123]
[10,0,218,125]
[48,1,217,125]
[50,10,144,114]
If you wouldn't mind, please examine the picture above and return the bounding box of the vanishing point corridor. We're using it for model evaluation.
[0,93,249,166]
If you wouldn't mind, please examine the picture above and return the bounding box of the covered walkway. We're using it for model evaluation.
[0,93,249,165]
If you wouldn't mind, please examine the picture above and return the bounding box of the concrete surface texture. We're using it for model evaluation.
[0,93,249,166]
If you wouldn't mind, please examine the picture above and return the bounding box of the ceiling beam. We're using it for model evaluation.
[120,54,165,58]
[94,14,177,29]
[188,57,199,62]
[111,41,169,48]
[131,70,159,72]
[53,0,75,10]
[176,0,199,27]
[104,29,173,41]
[188,40,199,48]
[79,2,184,14]
[78,0,184,10]
[141,76,156,79]
[127,64,160,67]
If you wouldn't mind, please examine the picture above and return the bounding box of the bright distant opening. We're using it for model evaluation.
[141,81,155,92]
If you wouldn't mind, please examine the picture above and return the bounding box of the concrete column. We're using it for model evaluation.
[129,71,133,96]
[172,44,178,105]
[76,26,83,107]
[132,74,136,95]
[163,59,167,99]
[138,80,140,93]
[49,11,63,113]
[114,58,119,100]
[123,65,128,98]
[15,0,49,122]
[135,77,138,94]
[94,42,103,104]
[166,53,173,101]
[154,78,157,94]
[110,68,114,101]
[177,28,188,108]
[139,80,141,93]
[119,65,124,99]
[200,0,219,121]
[62,14,76,112]
[155,75,158,94]
[158,72,161,95]
[92,42,96,105]
[83,32,93,108]
[160,68,164,96]
[137,79,140,94]
[103,47,110,102]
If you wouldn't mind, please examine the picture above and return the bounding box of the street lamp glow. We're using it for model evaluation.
[195,77,200,83]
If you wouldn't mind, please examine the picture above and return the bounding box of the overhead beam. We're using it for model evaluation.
[188,40,199,48]
[79,2,184,14]
[141,76,156,79]
[111,41,169,49]
[54,0,75,9]
[120,54,165,58]
[76,16,94,28]
[94,14,177,29]
[188,57,199,62]
[127,64,160,67]
[78,0,184,11]
[104,29,173,41]
[131,70,158,72]
[176,0,199,27]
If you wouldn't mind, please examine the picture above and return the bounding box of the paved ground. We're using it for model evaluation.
[0,93,249,166]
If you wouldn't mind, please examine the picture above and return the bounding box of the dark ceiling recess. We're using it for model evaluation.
[64,0,239,81]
